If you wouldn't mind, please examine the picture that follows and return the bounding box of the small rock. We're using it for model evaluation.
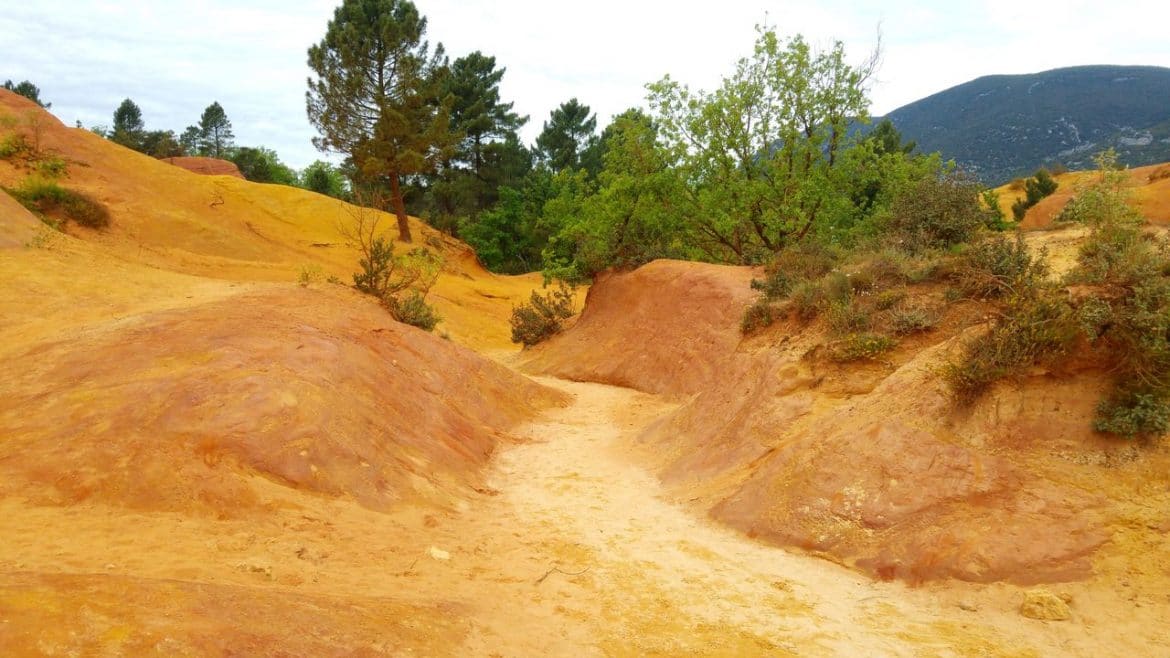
[1020,589,1071,621]
[958,600,978,612]
[428,546,450,561]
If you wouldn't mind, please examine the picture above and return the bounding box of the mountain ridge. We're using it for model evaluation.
[881,64,1170,183]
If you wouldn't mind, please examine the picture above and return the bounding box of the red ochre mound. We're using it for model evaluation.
[0,282,562,515]
[161,156,245,178]
[523,258,1163,584]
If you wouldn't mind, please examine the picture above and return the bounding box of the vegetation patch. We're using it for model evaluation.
[827,333,897,362]
[7,175,110,229]
[510,282,575,347]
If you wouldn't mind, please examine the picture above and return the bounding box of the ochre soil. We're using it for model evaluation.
[2,89,1169,655]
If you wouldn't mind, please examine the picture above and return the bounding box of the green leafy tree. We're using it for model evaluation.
[141,130,184,158]
[3,80,50,108]
[648,28,877,262]
[535,98,598,173]
[111,98,146,150]
[301,160,349,199]
[543,109,690,280]
[229,146,298,185]
[198,102,235,158]
[306,0,456,243]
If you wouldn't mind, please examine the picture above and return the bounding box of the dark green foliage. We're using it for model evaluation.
[1095,390,1170,438]
[301,160,349,199]
[535,98,598,173]
[111,98,145,150]
[386,291,440,331]
[510,282,575,346]
[307,0,456,243]
[1011,169,1058,221]
[140,130,184,158]
[3,80,50,108]
[8,176,110,229]
[887,169,991,250]
[198,102,234,158]
[353,236,396,296]
[230,146,298,185]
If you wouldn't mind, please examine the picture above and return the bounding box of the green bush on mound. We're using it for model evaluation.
[511,282,575,347]
[7,175,110,229]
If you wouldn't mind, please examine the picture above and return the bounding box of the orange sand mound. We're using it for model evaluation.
[161,156,244,178]
[0,89,547,352]
[995,163,1170,229]
[0,190,40,247]
[525,259,1169,585]
[522,260,757,396]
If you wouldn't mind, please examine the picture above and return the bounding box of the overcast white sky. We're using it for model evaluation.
[3,1,1167,169]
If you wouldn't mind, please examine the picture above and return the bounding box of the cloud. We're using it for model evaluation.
[2,0,1166,169]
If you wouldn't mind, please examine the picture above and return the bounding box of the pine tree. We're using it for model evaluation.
[306,0,456,243]
[198,102,235,158]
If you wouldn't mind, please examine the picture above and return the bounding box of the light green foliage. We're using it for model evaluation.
[1056,149,1142,230]
[510,282,575,346]
[297,264,324,286]
[300,160,349,199]
[307,0,457,243]
[539,110,691,281]
[647,28,876,262]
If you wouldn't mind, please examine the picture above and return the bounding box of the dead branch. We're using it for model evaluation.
[534,566,591,585]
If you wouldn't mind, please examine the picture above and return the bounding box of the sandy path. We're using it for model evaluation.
[450,377,1049,657]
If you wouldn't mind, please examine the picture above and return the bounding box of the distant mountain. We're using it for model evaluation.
[882,65,1170,184]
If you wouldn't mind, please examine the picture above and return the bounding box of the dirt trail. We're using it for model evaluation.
[443,377,1062,657]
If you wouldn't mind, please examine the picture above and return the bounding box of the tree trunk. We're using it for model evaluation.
[388,172,412,243]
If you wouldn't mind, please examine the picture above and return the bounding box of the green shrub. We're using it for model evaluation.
[890,306,938,335]
[297,264,324,287]
[789,280,826,321]
[510,282,575,346]
[943,294,1077,404]
[887,170,991,251]
[1094,390,1170,438]
[0,132,29,158]
[7,175,110,228]
[825,300,871,334]
[741,298,778,334]
[1010,169,1059,221]
[34,155,67,179]
[827,333,896,362]
[874,288,907,311]
[751,241,839,300]
[953,233,1048,299]
[386,291,440,331]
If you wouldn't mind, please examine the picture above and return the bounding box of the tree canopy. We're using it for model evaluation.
[198,102,235,158]
[3,79,50,108]
[535,98,599,174]
[307,0,456,242]
[111,98,146,150]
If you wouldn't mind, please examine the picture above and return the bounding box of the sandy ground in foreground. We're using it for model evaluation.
[4,374,1165,656]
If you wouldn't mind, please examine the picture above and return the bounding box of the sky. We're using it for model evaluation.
[2,1,1167,170]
